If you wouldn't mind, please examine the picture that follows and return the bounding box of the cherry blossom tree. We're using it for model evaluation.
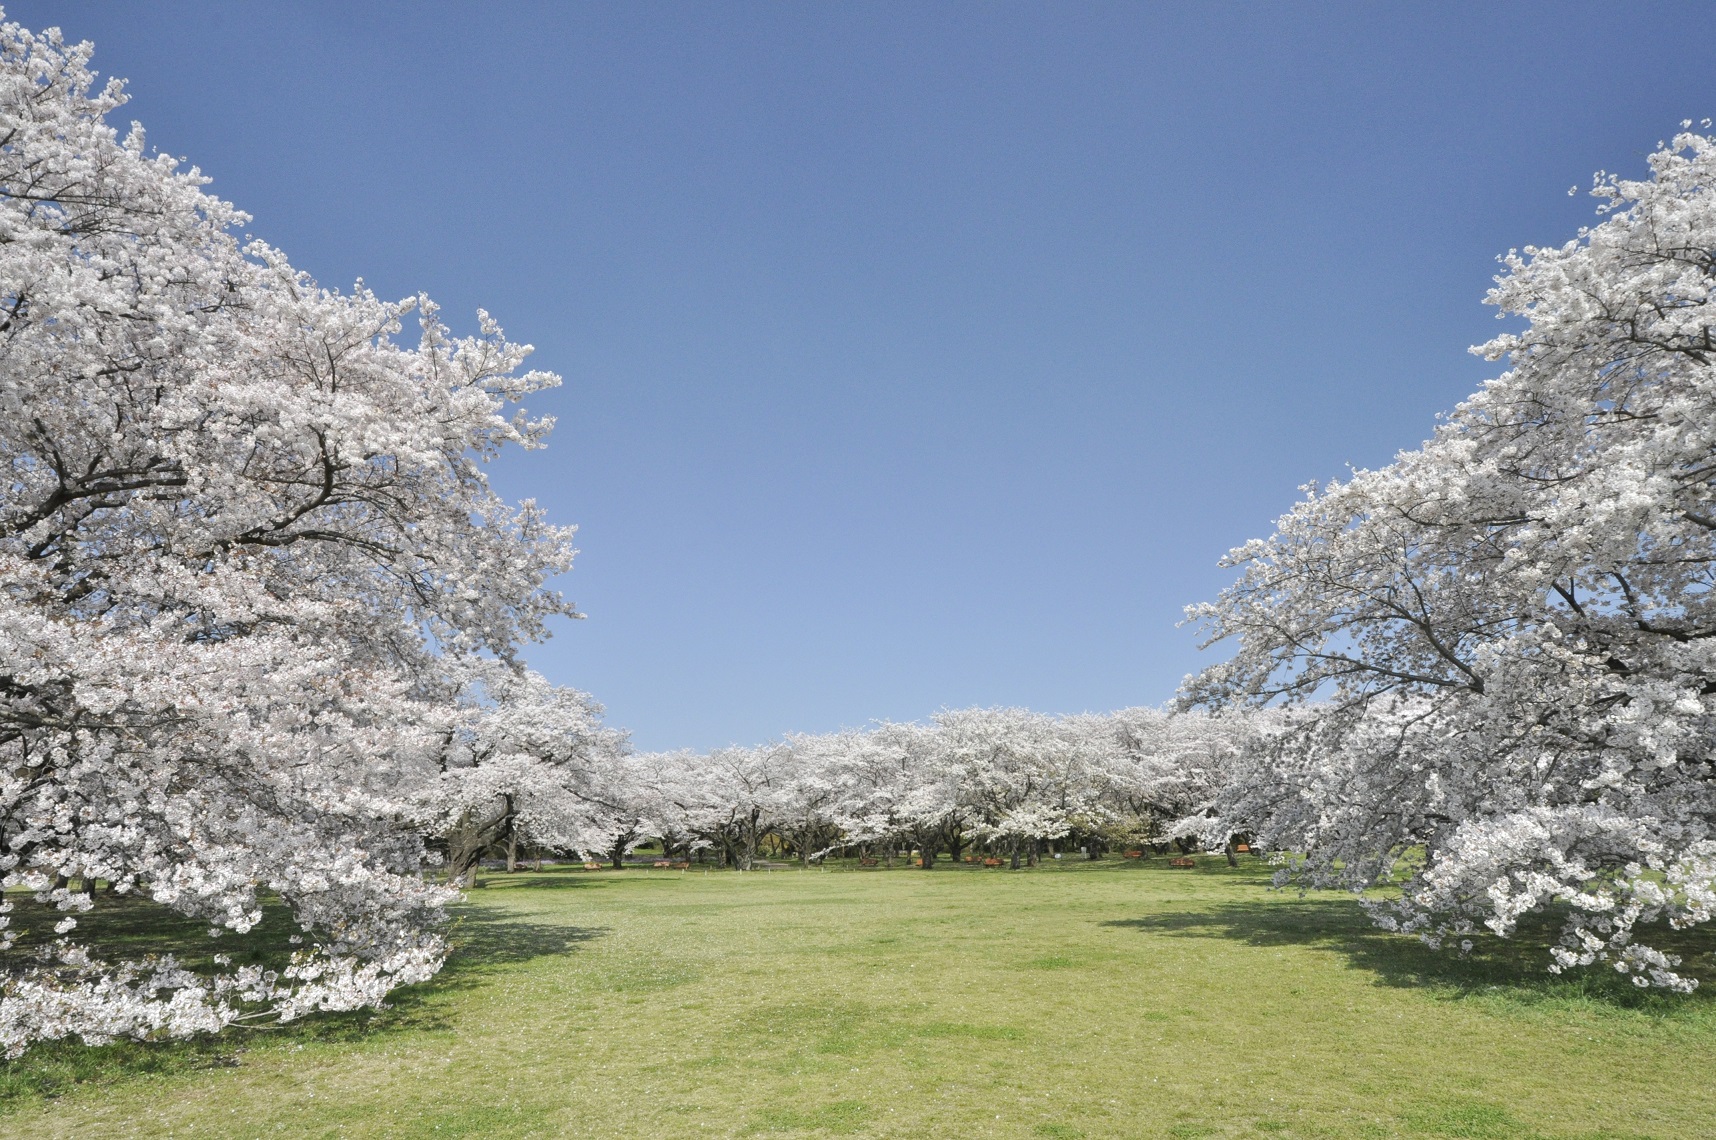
[767,733,848,865]
[0,18,582,1053]
[637,746,786,870]
[934,708,1079,869]
[424,669,622,884]
[1186,126,1716,989]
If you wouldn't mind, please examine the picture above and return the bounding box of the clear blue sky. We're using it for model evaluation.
[16,2,1714,749]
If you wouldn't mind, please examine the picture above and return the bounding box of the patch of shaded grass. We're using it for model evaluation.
[1397,1099,1534,1138]
[915,1020,1022,1040]
[1103,899,1716,1019]
[750,1099,870,1133]
[0,894,602,1109]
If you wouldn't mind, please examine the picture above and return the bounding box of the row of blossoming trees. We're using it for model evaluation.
[4,9,1716,1059]
[573,706,1266,875]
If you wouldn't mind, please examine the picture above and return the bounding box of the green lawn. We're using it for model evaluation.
[4,857,1715,1139]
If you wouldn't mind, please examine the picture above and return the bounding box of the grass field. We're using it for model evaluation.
[4,856,1716,1139]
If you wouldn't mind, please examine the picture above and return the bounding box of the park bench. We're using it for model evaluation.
[652,859,672,867]
[1234,844,1251,853]
[582,861,602,870]
[1169,857,1196,868]
[671,861,690,870]
[1123,850,1143,858]
[859,857,879,866]
[982,857,1003,867]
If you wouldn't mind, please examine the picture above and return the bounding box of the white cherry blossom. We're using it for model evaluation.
[1185,127,1716,990]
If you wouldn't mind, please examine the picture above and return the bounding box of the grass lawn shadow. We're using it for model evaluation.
[1103,895,1716,1015]
[0,896,605,1111]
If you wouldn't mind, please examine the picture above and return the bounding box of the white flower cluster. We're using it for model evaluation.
[1186,126,1716,990]
[605,706,1262,871]
[421,666,629,885]
[0,17,587,1053]
[0,936,445,1059]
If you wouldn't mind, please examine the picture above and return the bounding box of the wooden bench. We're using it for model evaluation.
[1169,857,1196,868]
[582,862,602,870]
[1234,844,1251,853]
[859,857,879,866]
[982,857,1003,867]
[1123,850,1143,859]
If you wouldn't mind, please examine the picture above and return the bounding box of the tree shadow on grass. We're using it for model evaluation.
[0,895,605,1111]
[1103,896,1716,1017]
[441,902,605,978]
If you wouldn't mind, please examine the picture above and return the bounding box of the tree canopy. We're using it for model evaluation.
[1186,126,1716,990]
[0,20,593,1053]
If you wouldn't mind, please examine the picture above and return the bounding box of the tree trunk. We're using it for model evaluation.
[446,843,483,888]
[1009,841,1021,871]
[1224,838,1239,868]
[1087,836,1103,860]
[445,811,489,887]
[740,809,760,871]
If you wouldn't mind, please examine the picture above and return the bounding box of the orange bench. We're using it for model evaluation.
[1169,857,1196,868]
[982,857,1003,867]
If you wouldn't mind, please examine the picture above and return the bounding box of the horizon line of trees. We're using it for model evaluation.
[452,704,1267,878]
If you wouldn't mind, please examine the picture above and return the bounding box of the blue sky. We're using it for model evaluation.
[17,2,1715,749]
